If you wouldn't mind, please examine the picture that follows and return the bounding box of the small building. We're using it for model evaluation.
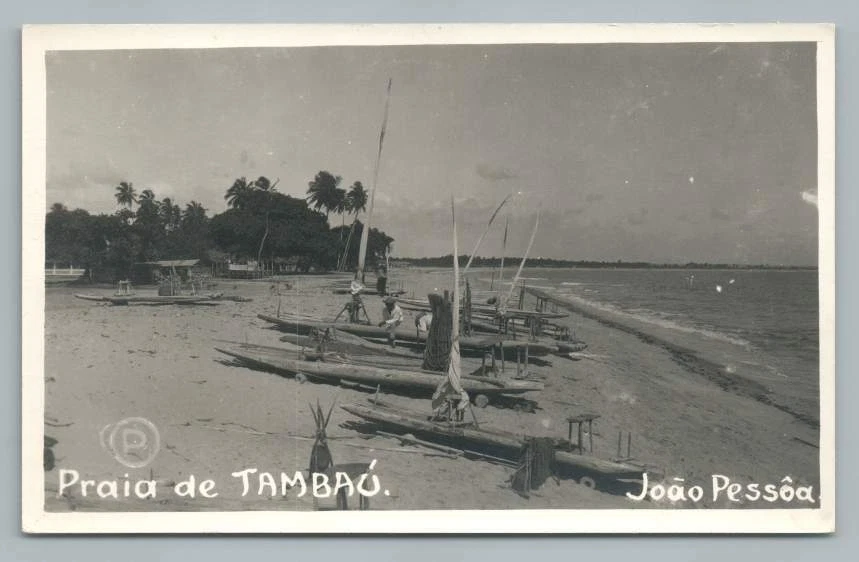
[131,259,206,285]
[223,260,259,279]
[215,256,302,278]
[274,256,301,274]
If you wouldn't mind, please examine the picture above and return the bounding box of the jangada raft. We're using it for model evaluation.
[74,293,224,305]
[340,401,646,490]
[395,296,569,320]
[215,344,543,403]
[256,313,557,357]
[220,340,431,372]
[278,331,425,359]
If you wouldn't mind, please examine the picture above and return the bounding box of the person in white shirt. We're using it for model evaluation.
[378,296,403,347]
[415,311,433,338]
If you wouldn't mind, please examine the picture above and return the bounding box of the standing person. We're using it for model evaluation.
[378,296,403,347]
[376,264,388,295]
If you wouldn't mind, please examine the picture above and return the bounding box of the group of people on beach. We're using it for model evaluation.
[371,264,432,348]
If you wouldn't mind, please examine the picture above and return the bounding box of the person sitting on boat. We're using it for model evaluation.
[415,311,433,337]
[378,295,403,347]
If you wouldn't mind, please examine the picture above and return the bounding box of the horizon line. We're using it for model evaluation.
[391,256,818,269]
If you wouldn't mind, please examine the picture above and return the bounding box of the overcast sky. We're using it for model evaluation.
[46,43,819,265]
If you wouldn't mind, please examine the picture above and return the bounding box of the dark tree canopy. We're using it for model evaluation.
[46,170,394,281]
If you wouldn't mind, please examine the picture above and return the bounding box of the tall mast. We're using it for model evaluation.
[462,194,511,276]
[356,78,393,283]
[497,216,509,302]
[503,213,540,312]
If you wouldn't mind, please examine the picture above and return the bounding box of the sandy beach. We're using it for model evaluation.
[42,268,820,512]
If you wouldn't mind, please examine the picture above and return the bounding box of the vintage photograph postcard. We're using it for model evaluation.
[21,23,835,533]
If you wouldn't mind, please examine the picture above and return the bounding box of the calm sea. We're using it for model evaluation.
[481,267,820,415]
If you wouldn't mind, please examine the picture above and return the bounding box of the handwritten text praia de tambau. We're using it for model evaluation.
[56,461,387,500]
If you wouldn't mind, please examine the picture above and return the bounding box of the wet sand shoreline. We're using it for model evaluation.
[525,287,819,429]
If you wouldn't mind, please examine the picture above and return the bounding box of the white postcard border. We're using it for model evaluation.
[21,23,836,534]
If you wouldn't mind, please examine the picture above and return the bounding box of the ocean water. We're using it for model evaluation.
[485,267,820,420]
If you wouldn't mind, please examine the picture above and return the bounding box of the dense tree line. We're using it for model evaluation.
[401,255,817,270]
[45,172,394,282]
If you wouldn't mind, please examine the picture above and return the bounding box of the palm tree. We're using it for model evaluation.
[338,181,369,271]
[253,176,276,192]
[160,197,181,232]
[135,189,160,225]
[114,181,137,209]
[332,188,347,224]
[346,181,368,217]
[306,171,342,219]
[182,201,207,225]
[225,177,253,210]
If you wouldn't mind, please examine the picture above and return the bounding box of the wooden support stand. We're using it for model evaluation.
[566,414,601,454]
[480,349,498,377]
[615,431,634,461]
[515,344,530,378]
[333,294,371,324]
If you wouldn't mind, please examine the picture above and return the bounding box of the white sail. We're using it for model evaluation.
[432,197,466,412]
[356,78,392,281]
[448,196,464,396]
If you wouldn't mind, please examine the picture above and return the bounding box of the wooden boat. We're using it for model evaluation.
[221,340,499,376]
[75,293,223,305]
[396,296,568,320]
[221,340,432,371]
[278,331,424,359]
[340,401,646,485]
[257,314,556,357]
[215,345,543,400]
[331,288,407,297]
[468,317,505,334]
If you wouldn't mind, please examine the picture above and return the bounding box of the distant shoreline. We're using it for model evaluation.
[393,259,817,271]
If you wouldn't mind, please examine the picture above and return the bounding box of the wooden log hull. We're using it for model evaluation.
[75,293,222,305]
[215,346,543,396]
[278,332,424,359]
[396,297,568,320]
[257,314,556,357]
[340,402,644,479]
[331,288,407,296]
[223,341,431,371]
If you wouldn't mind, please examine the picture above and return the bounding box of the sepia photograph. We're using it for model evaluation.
[21,24,835,533]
